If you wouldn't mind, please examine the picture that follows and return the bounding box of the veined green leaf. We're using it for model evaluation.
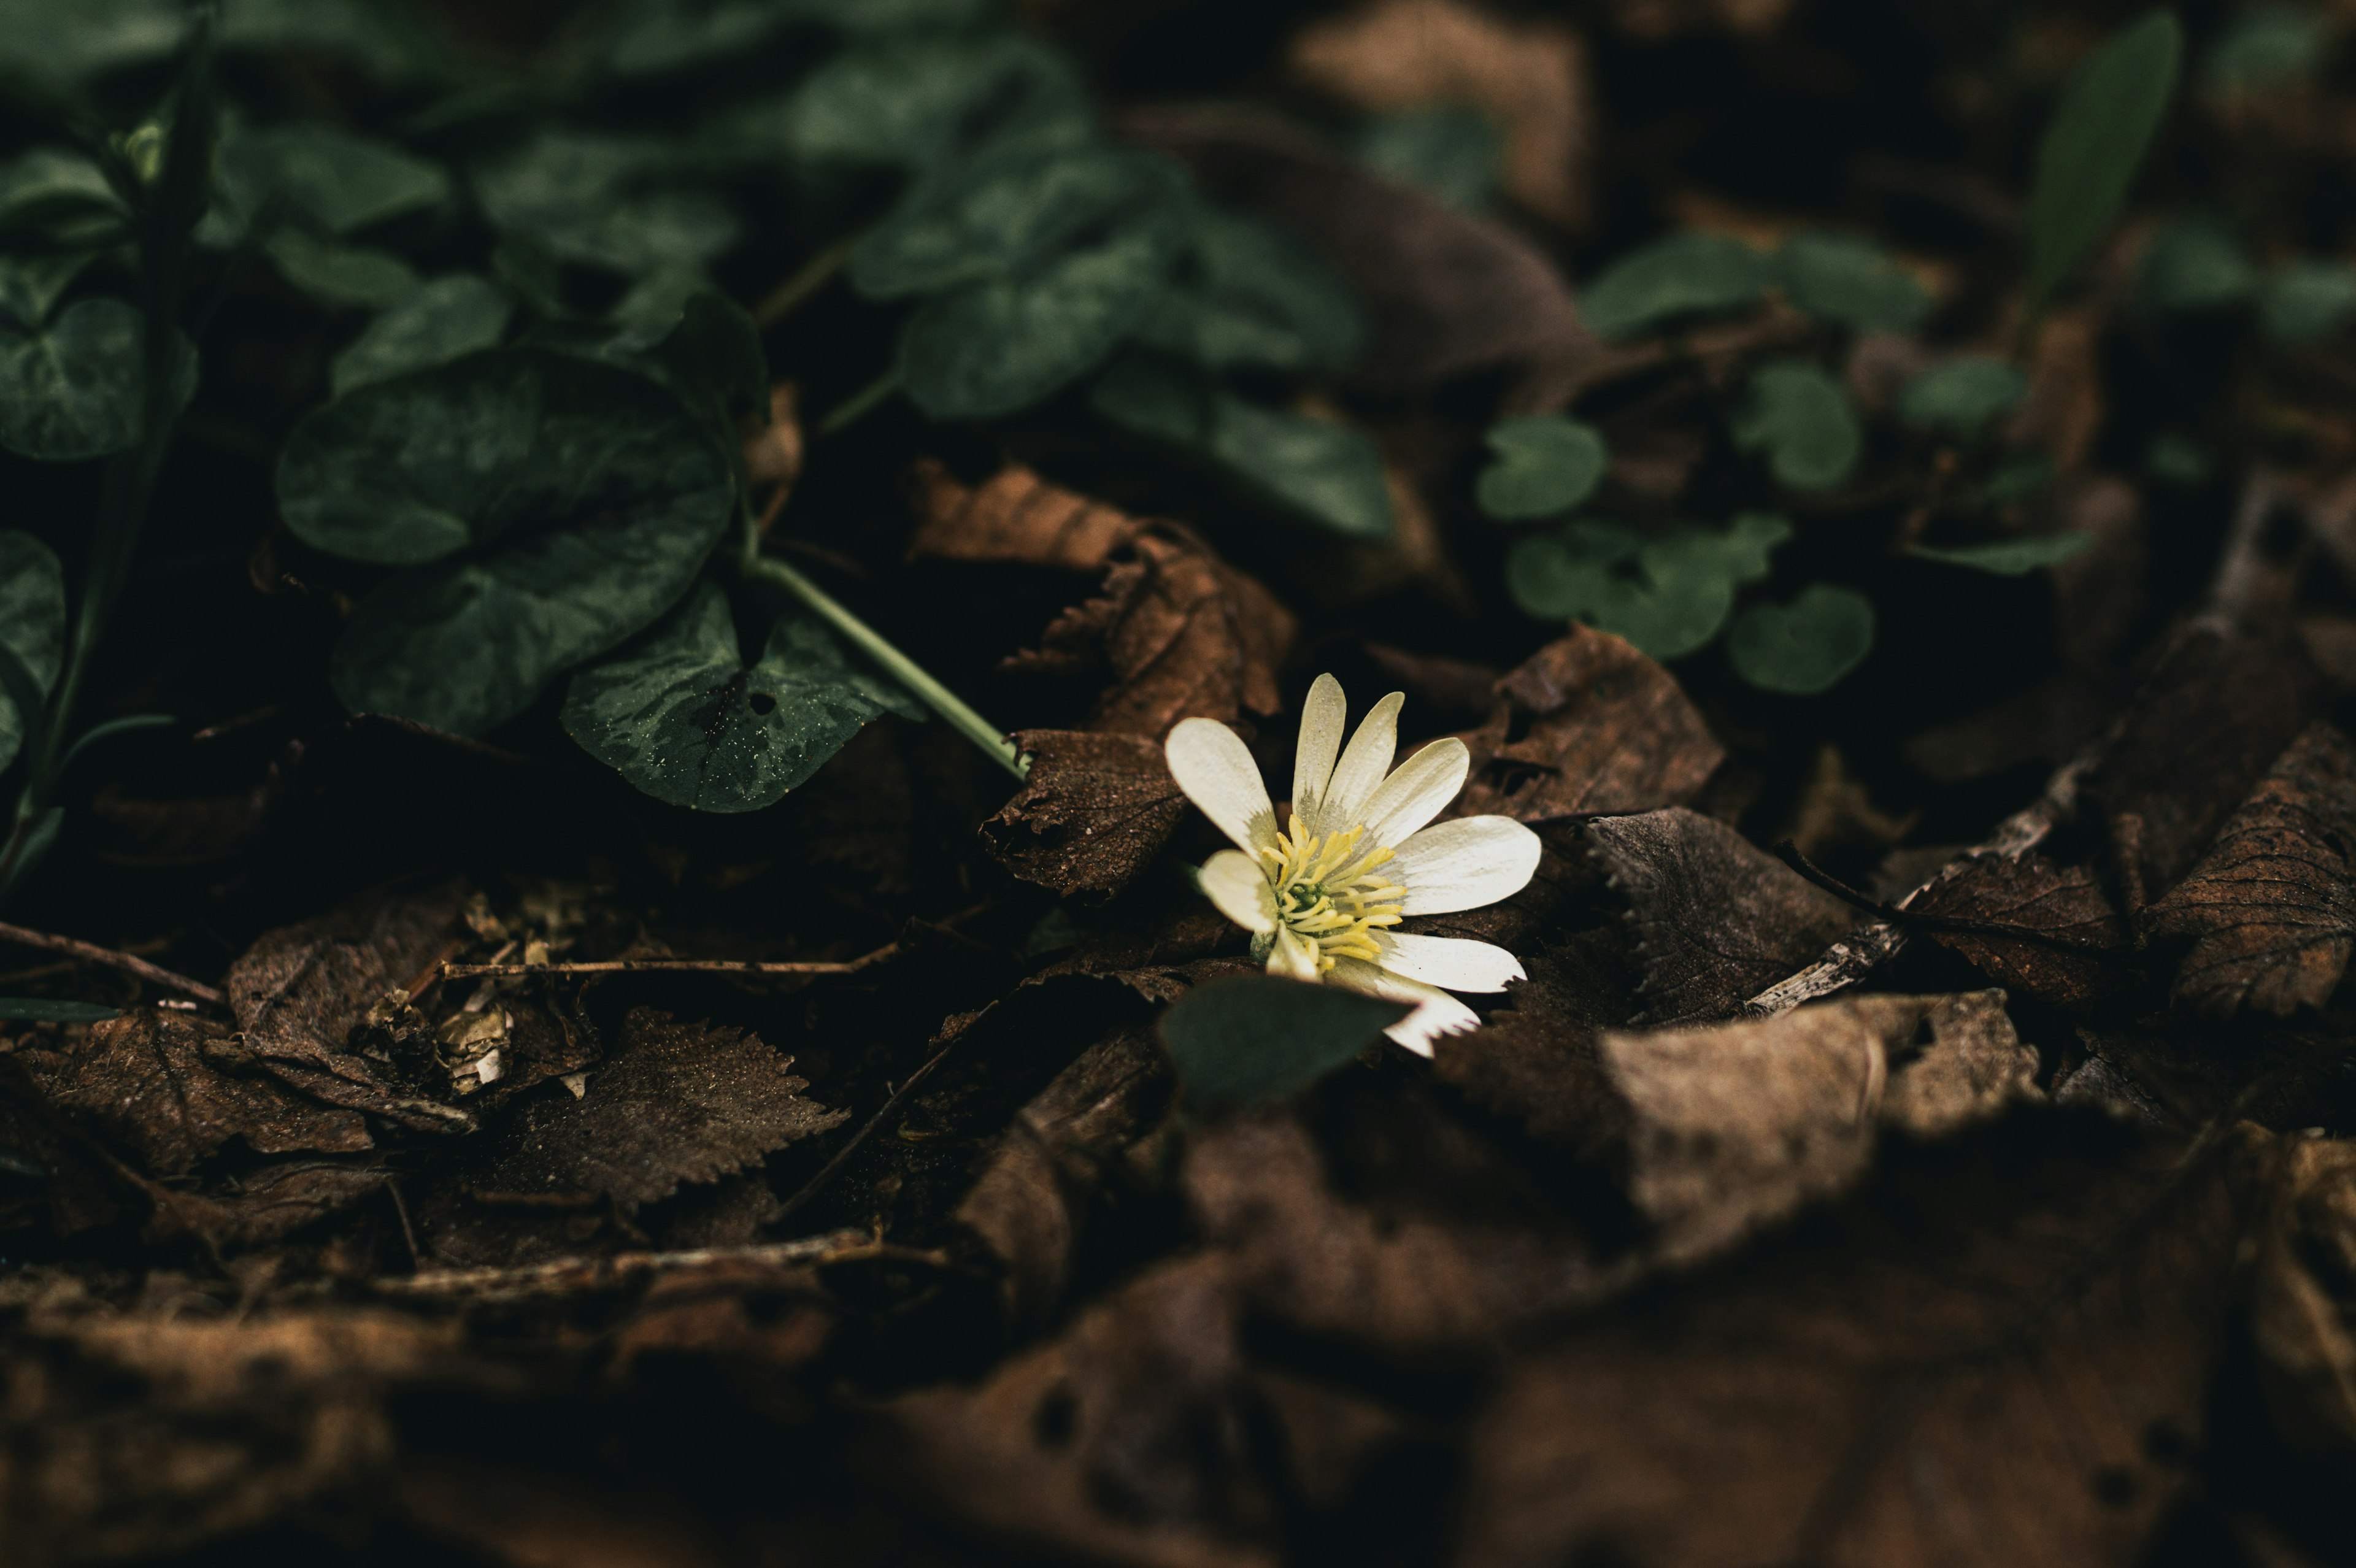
[1130,206,1365,376]
[331,275,513,396]
[0,531,65,774]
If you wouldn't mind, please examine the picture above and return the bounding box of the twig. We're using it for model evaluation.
[368,1229,890,1304]
[1769,840,2117,956]
[438,941,898,982]
[385,1177,422,1272]
[773,1031,967,1226]
[751,232,861,328]
[0,920,225,1005]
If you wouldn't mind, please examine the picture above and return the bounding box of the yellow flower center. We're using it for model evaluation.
[1256,822,1406,972]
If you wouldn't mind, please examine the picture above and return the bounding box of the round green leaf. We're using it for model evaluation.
[1355,107,1502,211]
[2258,260,2356,344]
[2202,4,2328,96]
[278,349,734,737]
[1476,414,1609,520]
[563,583,910,811]
[0,298,144,461]
[1092,355,1392,539]
[722,33,1088,172]
[472,129,736,278]
[1730,359,1862,492]
[2026,11,2182,315]
[0,997,119,1022]
[1130,207,1365,376]
[1727,585,1876,695]
[1504,517,1786,659]
[1909,532,2095,575]
[2136,218,2258,313]
[0,530,65,775]
[1774,231,1930,334]
[1160,973,1409,1120]
[261,230,419,310]
[1896,356,2028,436]
[331,275,513,396]
[1580,231,1769,341]
[207,123,450,244]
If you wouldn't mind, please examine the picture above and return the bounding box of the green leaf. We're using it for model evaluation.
[1505,514,1790,660]
[1730,359,1863,492]
[1354,107,1501,211]
[2025,10,2182,316]
[331,275,513,396]
[1130,207,1365,375]
[1580,231,1770,341]
[0,252,101,328]
[261,229,419,310]
[1969,454,2055,506]
[604,275,769,437]
[562,582,910,811]
[220,0,441,85]
[0,0,185,91]
[1896,356,2028,436]
[2135,217,2258,313]
[0,997,120,1023]
[1476,414,1609,521]
[277,349,734,736]
[472,129,737,278]
[599,0,995,77]
[2258,259,2356,343]
[1091,355,1393,539]
[1774,231,1931,334]
[205,122,448,245]
[1726,585,1875,694]
[2147,432,2214,484]
[0,531,66,774]
[1159,973,1409,1120]
[2201,4,2328,95]
[852,142,1182,300]
[0,149,131,244]
[0,298,144,461]
[1909,532,2095,575]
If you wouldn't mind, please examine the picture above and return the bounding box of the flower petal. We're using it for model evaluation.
[1199,850,1277,934]
[1268,924,1320,981]
[1315,690,1404,836]
[1391,815,1543,915]
[1360,737,1470,848]
[1374,932,1525,993]
[1166,717,1277,855]
[1292,672,1347,829]
[1328,956,1480,1058]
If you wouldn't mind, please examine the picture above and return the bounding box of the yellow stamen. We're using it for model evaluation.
[1255,821,1407,974]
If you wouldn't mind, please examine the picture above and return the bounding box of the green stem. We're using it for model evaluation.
[738,548,1027,780]
[818,367,900,436]
[752,231,862,328]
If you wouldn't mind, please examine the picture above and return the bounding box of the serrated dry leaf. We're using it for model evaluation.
[1290,0,1592,227]
[981,729,1188,898]
[1457,629,1725,823]
[2146,721,2356,1016]
[1585,808,1858,1024]
[1909,851,2128,1009]
[909,460,1141,574]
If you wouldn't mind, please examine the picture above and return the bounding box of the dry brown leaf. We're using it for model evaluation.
[20,1010,370,1175]
[1455,1119,2268,1568]
[1289,0,1592,227]
[2146,721,2356,1016]
[909,459,1140,574]
[2251,1135,2356,1449]
[2006,306,2104,472]
[1585,808,1859,1024]
[1429,924,1642,1148]
[1456,628,1724,823]
[980,729,1188,899]
[141,1159,390,1249]
[1596,991,2040,1265]
[1909,852,2129,1009]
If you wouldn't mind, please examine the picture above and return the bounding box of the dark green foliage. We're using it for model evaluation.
[1160,974,1409,1119]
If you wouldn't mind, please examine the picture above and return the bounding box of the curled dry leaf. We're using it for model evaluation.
[1584,807,1858,1024]
[1908,851,2129,1009]
[20,1009,370,1175]
[1429,926,1642,1147]
[2146,721,2356,1016]
[1456,628,1725,823]
[1596,991,2040,1266]
[1456,1119,2269,1568]
[1289,0,1593,227]
[981,729,1188,899]
[909,459,1141,574]
[2250,1134,2356,1448]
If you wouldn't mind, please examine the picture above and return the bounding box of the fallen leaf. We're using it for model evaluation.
[461,1008,846,1212]
[1908,851,2129,1009]
[1359,642,1501,722]
[20,1009,369,1174]
[143,1159,389,1249]
[909,459,1141,574]
[1456,628,1725,822]
[1595,991,2041,1264]
[1455,1117,2267,1568]
[1289,0,1593,227]
[2250,1135,2356,1448]
[1585,808,1859,1023]
[1428,924,1641,1148]
[980,729,1188,898]
[2146,721,2356,1015]
[402,1459,741,1568]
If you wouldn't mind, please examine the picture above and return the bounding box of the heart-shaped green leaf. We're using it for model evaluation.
[1730,359,1863,492]
[0,530,65,774]
[1727,585,1876,694]
[1476,413,1609,521]
[563,582,917,811]
[0,298,150,461]
[472,128,737,278]
[279,348,734,736]
[1092,354,1393,539]
[331,274,513,396]
[1160,973,1410,1120]
[204,122,449,246]
[1908,532,2095,575]
[1774,231,1930,334]
[2135,217,2258,314]
[2201,3,2325,96]
[1506,514,1790,659]
[1130,206,1365,376]
[1580,231,1769,341]
[2025,10,2182,316]
[261,229,419,310]
[2258,260,2356,344]
[1897,356,2028,436]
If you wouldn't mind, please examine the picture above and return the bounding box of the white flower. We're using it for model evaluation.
[1165,674,1543,1056]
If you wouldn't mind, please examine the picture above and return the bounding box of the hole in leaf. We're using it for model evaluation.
[748,691,777,715]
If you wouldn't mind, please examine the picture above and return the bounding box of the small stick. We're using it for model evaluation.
[1769,840,2115,955]
[439,941,898,982]
[0,920,225,1005]
[773,1030,964,1226]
